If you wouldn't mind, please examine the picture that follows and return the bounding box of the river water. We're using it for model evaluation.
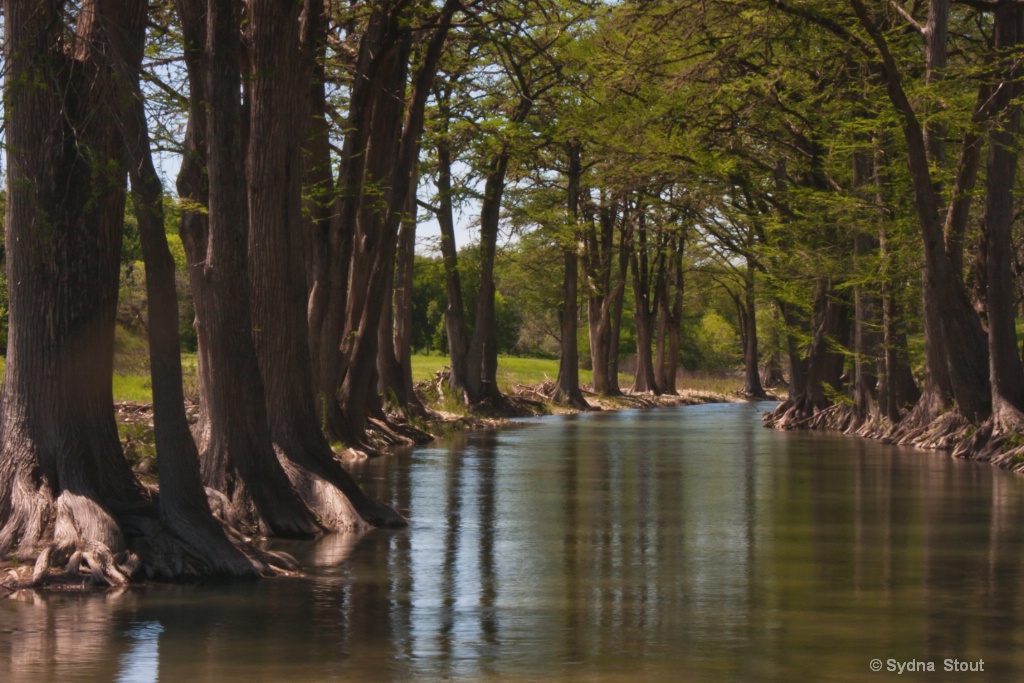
[3,402,1024,681]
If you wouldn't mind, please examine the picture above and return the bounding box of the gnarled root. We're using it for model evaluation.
[886,410,972,450]
[2,488,297,596]
[3,491,136,591]
[952,403,1024,469]
[764,394,831,430]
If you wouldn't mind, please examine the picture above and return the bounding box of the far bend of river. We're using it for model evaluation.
[5,402,1024,682]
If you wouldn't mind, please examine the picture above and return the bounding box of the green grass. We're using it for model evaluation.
[410,354,451,382]
[112,374,154,403]
[0,343,735,406]
[411,353,594,389]
[495,356,590,390]
[409,353,747,394]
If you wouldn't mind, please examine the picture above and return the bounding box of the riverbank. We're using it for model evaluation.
[118,374,759,474]
[763,399,1024,479]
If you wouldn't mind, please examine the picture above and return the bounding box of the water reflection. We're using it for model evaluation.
[5,403,1024,681]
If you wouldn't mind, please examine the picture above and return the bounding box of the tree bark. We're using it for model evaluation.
[584,199,623,395]
[436,130,471,396]
[608,215,631,394]
[742,256,767,399]
[630,211,660,395]
[0,0,262,585]
[553,142,589,409]
[389,193,427,416]
[247,0,405,528]
[0,0,141,584]
[336,1,458,440]
[175,0,320,538]
[655,232,685,395]
[465,151,515,407]
[984,5,1024,416]
[117,2,259,574]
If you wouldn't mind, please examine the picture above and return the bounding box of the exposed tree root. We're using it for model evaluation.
[889,410,973,450]
[0,485,303,597]
[763,394,831,430]
[279,457,371,533]
[952,403,1024,470]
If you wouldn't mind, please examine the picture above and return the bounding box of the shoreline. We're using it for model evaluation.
[400,383,768,451]
[763,401,1024,479]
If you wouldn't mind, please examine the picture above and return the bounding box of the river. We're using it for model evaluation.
[2,402,1022,681]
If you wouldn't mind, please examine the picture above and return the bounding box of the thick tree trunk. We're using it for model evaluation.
[175,0,320,538]
[984,5,1024,417]
[584,200,623,396]
[0,0,267,586]
[0,0,142,585]
[247,0,405,528]
[465,152,514,408]
[768,282,847,428]
[119,6,259,574]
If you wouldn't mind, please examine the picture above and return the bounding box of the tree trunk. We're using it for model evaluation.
[0,0,261,586]
[553,143,589,409]
[119,4,259,574]
[655,233,685,395]
[584,199,623,396]
[851,148,878,422]
[436,132,471,396]
[985,5,1024,417]
[742,256,766,399]
[247,0,405,528]
[336,1,458,440]
[176,0,321,538]
[780,302,809,400]
[389,198,427,416]
[465,152,514,407]
[768,282,848,428]
[630,212,660,395]
[608,216,630,395]
[0,0,138,584]
[760,304,787,389]
[873,141,921,423]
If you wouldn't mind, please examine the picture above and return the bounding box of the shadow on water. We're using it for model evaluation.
[4,403,1024,681]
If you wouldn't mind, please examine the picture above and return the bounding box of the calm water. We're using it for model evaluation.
[4,402,1024,681]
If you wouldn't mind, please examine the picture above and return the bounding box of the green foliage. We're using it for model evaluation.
[695,312,740,371]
